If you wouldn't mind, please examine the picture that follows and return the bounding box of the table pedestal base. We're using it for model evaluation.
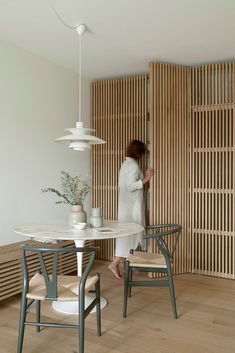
[52,294,107,315]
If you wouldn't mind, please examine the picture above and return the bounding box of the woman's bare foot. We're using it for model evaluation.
[108,264,122,279]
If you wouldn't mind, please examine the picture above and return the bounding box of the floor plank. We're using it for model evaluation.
[0,261,235,353]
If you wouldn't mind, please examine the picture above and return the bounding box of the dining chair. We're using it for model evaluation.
[17,245,101,353]
[123,224,182,319]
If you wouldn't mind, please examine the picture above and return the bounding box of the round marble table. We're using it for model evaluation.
[15,220,144,315]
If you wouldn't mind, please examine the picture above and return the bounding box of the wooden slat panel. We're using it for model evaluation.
[190,61,235,279]
[149,62,190,274]
[92,75,148,260]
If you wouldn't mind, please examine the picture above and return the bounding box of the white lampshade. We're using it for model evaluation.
[69,141,90,151]
[48,2,106,151]
[56,121,105,150]
[55,24,106,151]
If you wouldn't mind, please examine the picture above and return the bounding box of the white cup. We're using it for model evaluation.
[74,222,87,230]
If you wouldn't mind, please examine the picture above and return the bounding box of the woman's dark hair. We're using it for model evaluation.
[126,140,146,160]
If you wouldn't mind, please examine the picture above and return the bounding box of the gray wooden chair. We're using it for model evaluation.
[17,245,101,353]
[123,224,182,319]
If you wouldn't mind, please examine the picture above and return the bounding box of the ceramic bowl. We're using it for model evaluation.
[74,223,87,230]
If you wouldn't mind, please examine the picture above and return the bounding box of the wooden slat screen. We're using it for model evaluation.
[92,76,148,260]
[149,62,190,274]
[190,62,235,279]
[91,61,235,280]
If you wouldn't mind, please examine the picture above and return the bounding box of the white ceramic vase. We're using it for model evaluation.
[68,205,87,226]
[90,207,103,228]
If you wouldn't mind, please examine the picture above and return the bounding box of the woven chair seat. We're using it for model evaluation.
[26,273,99,301]
[127,251,167,268]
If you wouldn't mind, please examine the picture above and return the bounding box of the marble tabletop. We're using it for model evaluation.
[14,220,144,242]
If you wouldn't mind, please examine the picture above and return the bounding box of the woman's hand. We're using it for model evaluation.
[143,167,154,185]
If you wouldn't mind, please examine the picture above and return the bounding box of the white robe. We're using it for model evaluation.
[115,157,144,257]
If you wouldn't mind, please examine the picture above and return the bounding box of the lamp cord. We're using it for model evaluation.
[49,0,83,123]
[48,0,77,30]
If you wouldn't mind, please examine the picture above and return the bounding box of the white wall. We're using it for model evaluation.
[0,40,91,246]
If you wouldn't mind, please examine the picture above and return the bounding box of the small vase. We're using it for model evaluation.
[68,205,87,226]
[90,207,103,228]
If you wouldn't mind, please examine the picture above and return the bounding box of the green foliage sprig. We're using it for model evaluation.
[42,171,91,206]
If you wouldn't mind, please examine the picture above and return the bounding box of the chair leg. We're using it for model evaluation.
[128,267,133,298]
[79,295,85,353]
[17,293,27,353]
[123,260,130,318]
[36,300,41,333]
[95,275,101,337]
[128,249,134,298]
[167,268,177,319]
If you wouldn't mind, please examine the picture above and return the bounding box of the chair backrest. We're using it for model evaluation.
[143,224,182,264]
[21,245,97,300]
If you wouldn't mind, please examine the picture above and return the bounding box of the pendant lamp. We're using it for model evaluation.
[56,24,106,151]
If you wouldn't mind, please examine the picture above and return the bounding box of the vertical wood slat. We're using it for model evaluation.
[149,62,190,274]
[92,76,148,261]
[233,63,235,278]
[190,61,235,279]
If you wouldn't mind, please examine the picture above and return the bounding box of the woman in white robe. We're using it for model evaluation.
[109,140,154,279]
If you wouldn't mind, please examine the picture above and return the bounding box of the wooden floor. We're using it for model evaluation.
[1,261,235,353]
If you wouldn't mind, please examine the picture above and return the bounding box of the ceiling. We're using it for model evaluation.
[0,0,234,80]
